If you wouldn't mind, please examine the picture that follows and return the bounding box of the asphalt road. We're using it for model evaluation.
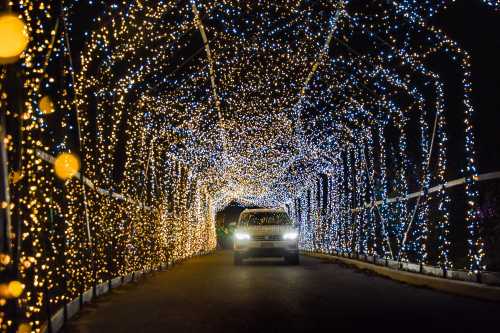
[65,251,500,333]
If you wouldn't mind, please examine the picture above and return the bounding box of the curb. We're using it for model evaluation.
[304,252,500,302]
[40,251,214,333]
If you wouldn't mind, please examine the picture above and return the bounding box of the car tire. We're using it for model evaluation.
[234,252,243,265]
[286,254,300,265]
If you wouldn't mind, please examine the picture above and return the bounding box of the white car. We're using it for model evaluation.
[233,208,299,265]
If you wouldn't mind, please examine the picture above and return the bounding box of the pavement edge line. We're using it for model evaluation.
[303,251,500,302]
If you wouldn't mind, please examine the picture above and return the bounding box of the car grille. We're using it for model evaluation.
[252,235,282,241]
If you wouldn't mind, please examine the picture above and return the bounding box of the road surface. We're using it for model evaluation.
[64,251,500,333]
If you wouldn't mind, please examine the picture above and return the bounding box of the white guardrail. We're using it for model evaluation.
[40,262,171,333]
[36,149,500,214]
[303,250,500,301]
[35,149,151,209]
[303,250,500,287]
[352,171,500,213]
[35,149,216,333]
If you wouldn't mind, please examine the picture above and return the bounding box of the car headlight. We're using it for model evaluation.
[235,232,251,240]
[283,231,298,240]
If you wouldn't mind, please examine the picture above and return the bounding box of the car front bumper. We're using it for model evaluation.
[234,240,298,258]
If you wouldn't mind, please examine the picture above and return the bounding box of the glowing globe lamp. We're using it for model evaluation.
[0,14,29,64]
[39,96,55,114]
[54,153,80,180]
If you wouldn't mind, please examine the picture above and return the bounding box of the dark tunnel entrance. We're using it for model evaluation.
[215,201,259,249]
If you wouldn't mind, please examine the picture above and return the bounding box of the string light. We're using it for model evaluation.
[0,1,498,331]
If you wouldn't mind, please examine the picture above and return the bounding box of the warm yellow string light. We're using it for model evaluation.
[0,1,494,332]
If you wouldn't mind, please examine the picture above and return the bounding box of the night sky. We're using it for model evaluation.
[434,1,500,174]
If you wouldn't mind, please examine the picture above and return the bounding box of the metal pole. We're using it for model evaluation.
[62,15,92,247]
[61,13,97,291]
[0,117,12,255]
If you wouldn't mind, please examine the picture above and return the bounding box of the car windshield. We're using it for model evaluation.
[239,211,293,226]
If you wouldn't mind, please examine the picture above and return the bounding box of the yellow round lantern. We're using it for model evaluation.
[17,323,31,333]
[39,95,55,114]
[7,280,24,298]
[10,170,23,184]
[0,13,29,64]
[54,152,80,180]
[0,253,11,265]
